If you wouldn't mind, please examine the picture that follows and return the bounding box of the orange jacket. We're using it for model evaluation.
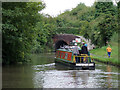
[106,47,112,52]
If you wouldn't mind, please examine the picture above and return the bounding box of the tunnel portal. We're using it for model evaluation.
[55,40,68,50]
[53,34,79,50]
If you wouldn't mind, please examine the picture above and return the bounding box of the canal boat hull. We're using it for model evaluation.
[55,49,95,70]
[55,58,95,70]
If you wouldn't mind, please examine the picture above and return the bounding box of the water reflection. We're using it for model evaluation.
[32,62,119,88]
[32,63,119,88]
[2,64,34,88]
[2,53,120,88]
[106,65,112,88]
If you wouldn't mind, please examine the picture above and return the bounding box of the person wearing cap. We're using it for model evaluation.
[73,43,79,63]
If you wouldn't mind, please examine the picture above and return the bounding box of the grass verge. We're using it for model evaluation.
[90,42,119,67]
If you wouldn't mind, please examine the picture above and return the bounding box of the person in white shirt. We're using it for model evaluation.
[73,43,79,63]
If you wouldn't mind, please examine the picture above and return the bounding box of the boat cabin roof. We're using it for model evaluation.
[57,49,73,52]
[57,45,74,52]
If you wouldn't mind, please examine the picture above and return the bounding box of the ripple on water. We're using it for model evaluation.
[32,62,119,88]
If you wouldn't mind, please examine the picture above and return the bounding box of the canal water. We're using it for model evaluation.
[2,53,120,88]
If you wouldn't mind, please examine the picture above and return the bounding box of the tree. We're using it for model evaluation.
[2,2,45,64]
[93,1,117,46]
[98,14,117,46]
[118,1,120,32]
[95,1,116,18]
[55,1,118,47]
[32,15,57,53]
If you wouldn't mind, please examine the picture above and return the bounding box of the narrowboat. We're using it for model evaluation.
[55,48,95,70]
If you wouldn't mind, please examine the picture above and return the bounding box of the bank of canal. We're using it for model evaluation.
[2,53,120,88]
[89,42,119,67]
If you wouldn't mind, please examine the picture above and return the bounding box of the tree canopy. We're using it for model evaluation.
[2,2,45,64]
[55,1,118,47]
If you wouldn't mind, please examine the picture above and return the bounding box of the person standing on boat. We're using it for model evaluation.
[73,43,79,63]
[81,43,89,63]
[81,43,88,54]
[106,46,112,58]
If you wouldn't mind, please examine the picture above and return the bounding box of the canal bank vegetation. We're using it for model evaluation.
[54,1,119,66]
[2,2,57,64]
[90,33,119,66]
[2,1,119,65]
[56,1,118,47]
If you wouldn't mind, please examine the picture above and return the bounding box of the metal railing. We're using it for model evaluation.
[73,54,93,63]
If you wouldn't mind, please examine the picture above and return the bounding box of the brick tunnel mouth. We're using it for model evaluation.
[55,40,68,50]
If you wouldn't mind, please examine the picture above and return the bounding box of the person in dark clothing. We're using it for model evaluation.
[81,43,88,63]
[81,43,88,54]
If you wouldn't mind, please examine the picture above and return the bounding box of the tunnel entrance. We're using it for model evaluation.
[53,34,80,51]
[55,40,68,50]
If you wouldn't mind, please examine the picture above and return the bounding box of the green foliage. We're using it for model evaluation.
[79,21,90,39]
[2,1,119,65]
[2,2,45,64]
[56,27,80,34]
[55,1,118,48]
[92,14,117,46]
[90,42,119,65]
[70,3,86,16]
[94,1,116,18]
[31,15,57,53]
[110,32,118,43]
[118,1,120,33]
[56,3,95,35]
[92,1,118,46]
